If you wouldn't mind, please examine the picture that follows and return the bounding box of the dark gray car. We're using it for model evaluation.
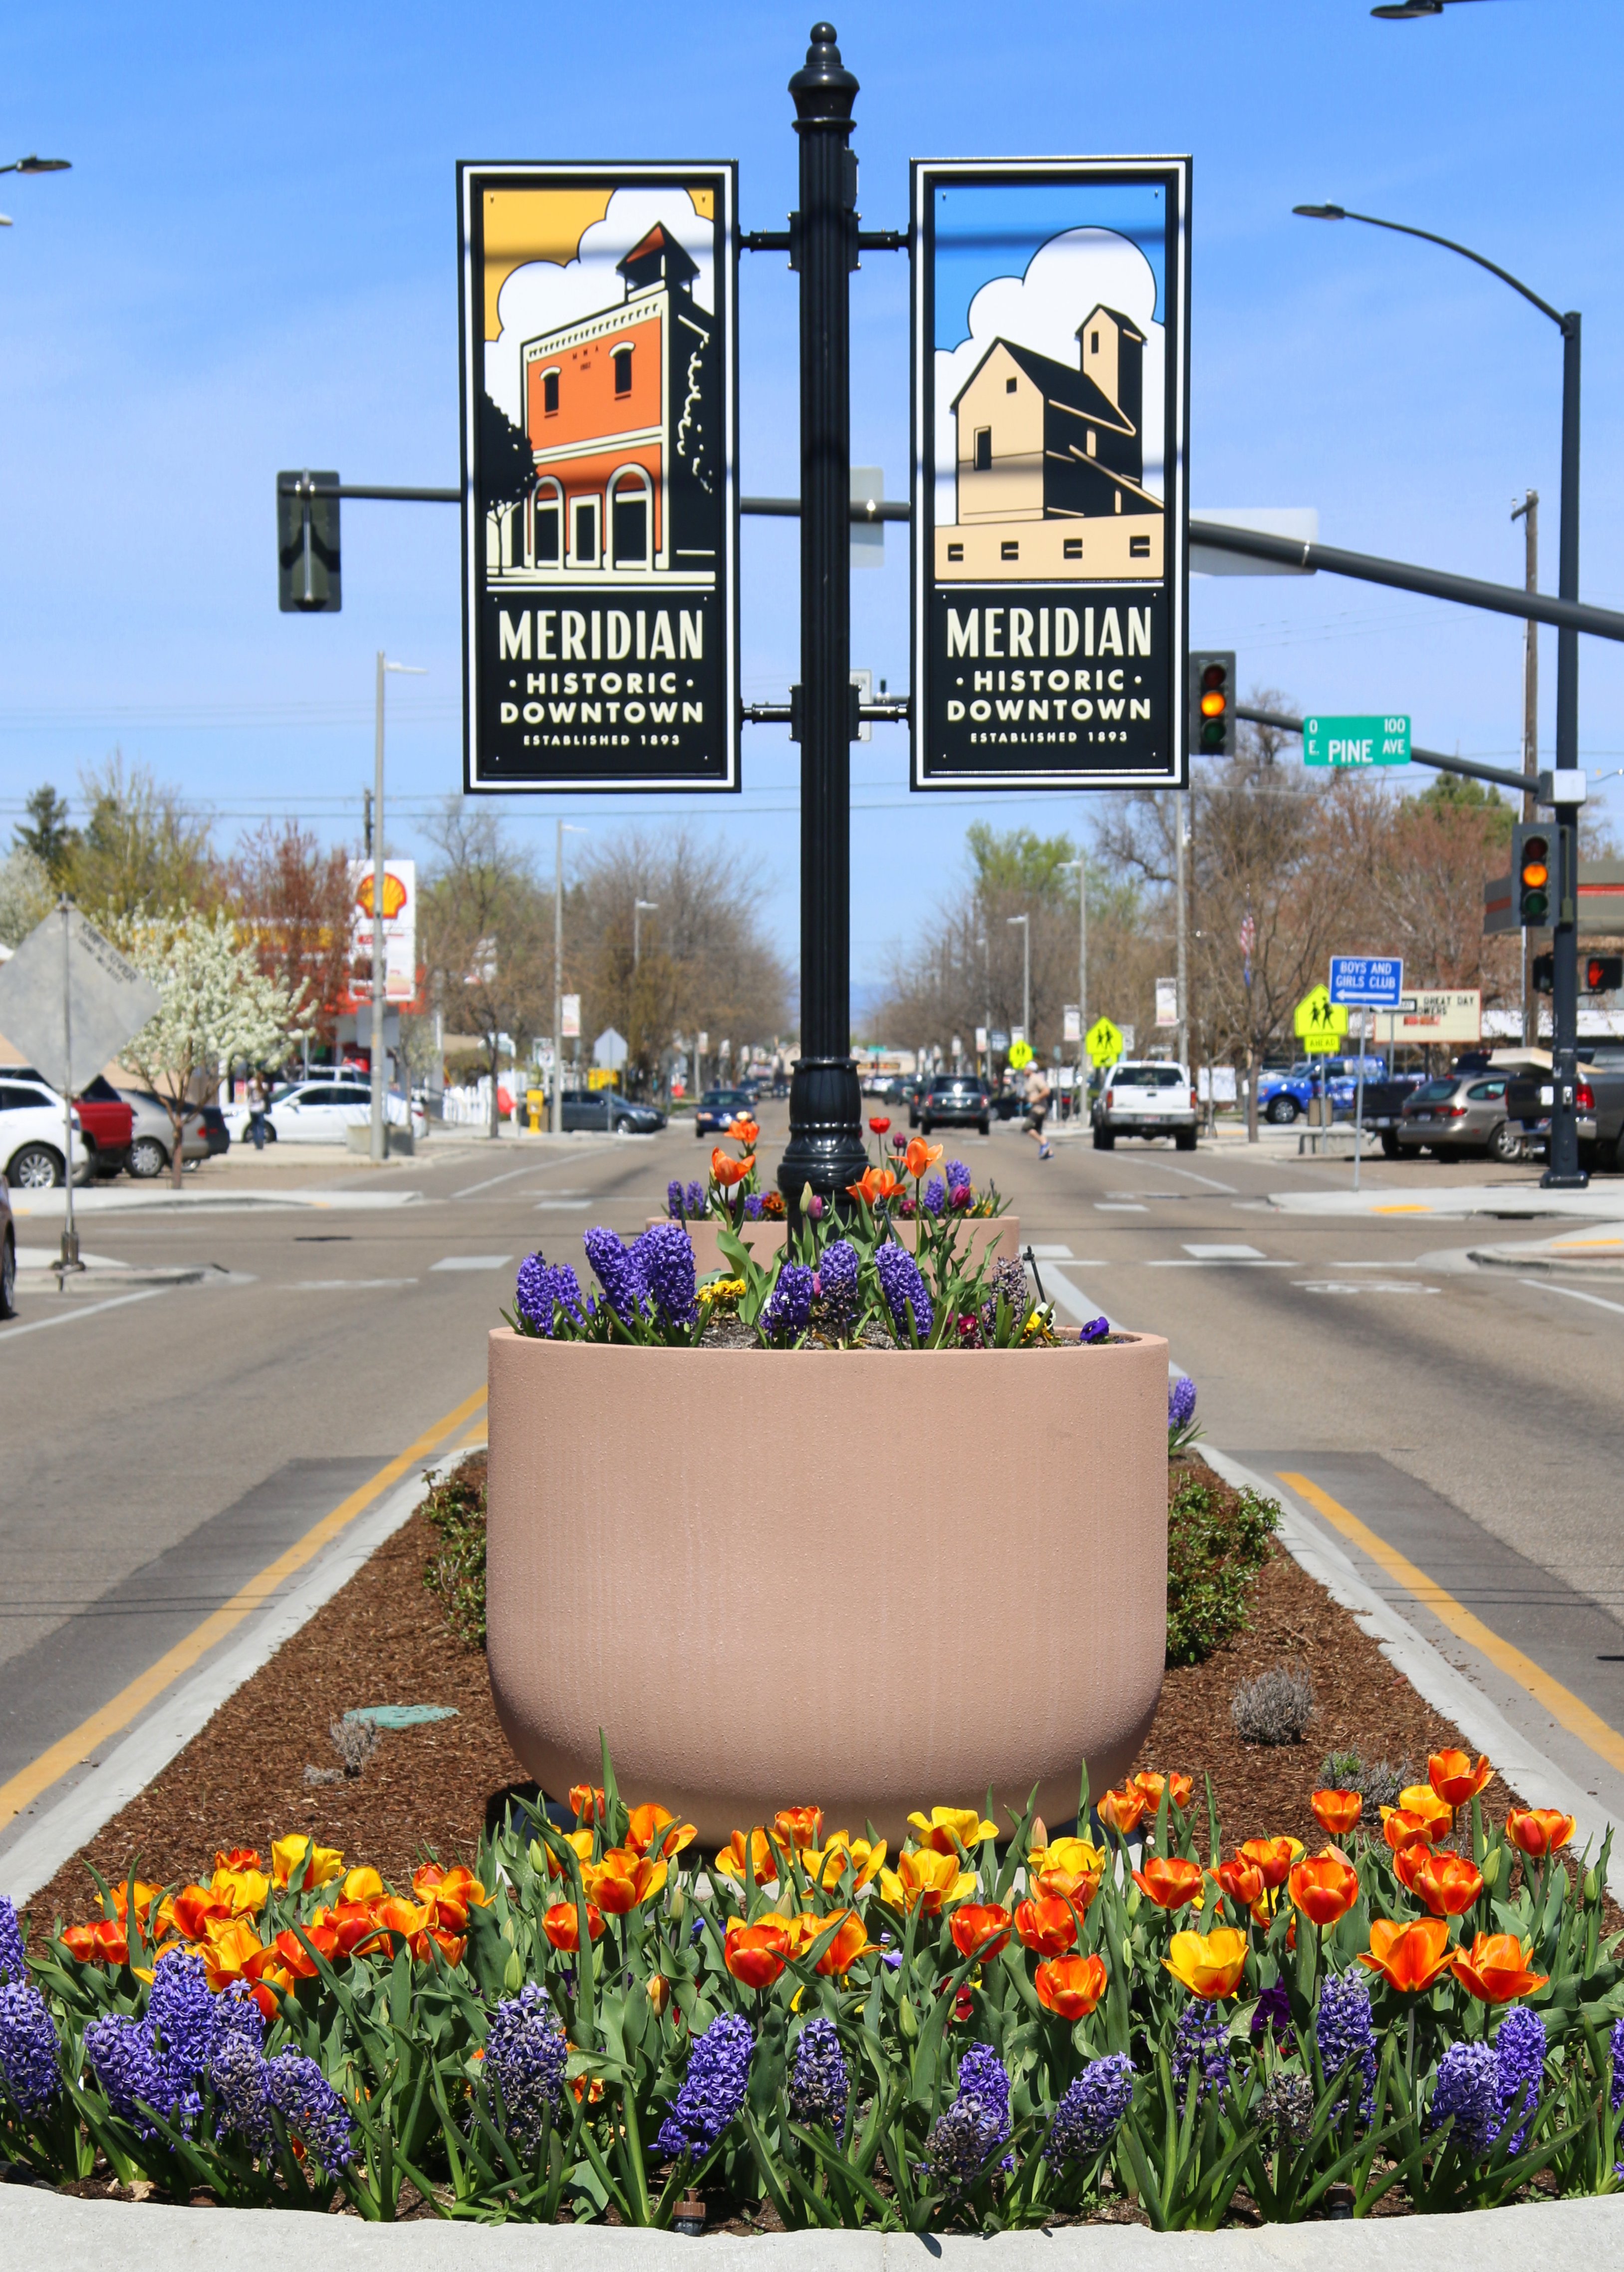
[561,1090,666,1135]
[1396,1074,1523,1162]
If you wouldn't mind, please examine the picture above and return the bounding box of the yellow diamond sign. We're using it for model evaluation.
[1085,1016,1123,1069]
[1294,985,1348,1047]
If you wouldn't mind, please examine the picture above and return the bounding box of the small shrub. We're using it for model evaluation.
[1319,1748,1413,1811]
[421,1455,488,1649]
[1164,1475,1279,1667]
[1231,1661,1315,1746]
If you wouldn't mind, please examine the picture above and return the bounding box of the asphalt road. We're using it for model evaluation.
[3,1108,1623,1839]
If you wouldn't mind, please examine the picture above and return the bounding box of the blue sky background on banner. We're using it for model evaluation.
[0,1,1622,1013]
[932,182,1167,350]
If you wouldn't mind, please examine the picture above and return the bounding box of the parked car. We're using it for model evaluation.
[222,1079,427,1145]
[1507,1048,1624,1172]
[0,1076,92,1187]
[917,1075,992,1135]
[1092,1061,1199,1151]
[561,1089,666,1135]
[120,1088,231,1176]
[5,1066,132,1176]
[0,1172,13,1317]
[1254,1056,1387,1125]
[1395,1073,1526,1162]
[694,1087,757,1136]
[1354,1071,1429,1157]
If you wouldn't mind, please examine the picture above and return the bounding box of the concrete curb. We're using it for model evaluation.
[1201,1448,1624,1905]
[0,1459,452,1907]
[0,2184,1619,2265]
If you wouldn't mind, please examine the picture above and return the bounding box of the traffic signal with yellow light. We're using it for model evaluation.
[1188,650,1235,758]
[277,470,341,612]
[1512,822,1553,927]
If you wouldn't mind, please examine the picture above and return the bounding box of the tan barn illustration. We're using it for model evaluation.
[936,303,1163,582]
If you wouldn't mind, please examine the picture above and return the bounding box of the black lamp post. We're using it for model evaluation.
[777,24,869,1210]
[1294,202,1586,1186]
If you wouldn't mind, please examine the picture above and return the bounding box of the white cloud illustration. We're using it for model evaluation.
[933,227,1164,520]
[487,189,716,427]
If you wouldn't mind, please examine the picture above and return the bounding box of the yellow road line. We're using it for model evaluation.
[0,1384,489,1832]
[1277,1470,1624,1777]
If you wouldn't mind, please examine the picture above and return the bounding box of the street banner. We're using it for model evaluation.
[911,157,1190,791]
[458,162,739,792]
[1154,975,1178,1027]
[346,859,417,1006]
[1063,1004,1081,1043]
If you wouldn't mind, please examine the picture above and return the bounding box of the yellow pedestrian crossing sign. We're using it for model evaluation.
[1007,1039,1034,1070]
[1085,1016,1123,1068]
[1294,985,1348,1056]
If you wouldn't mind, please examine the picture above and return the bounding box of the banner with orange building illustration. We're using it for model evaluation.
[458,163,738,792]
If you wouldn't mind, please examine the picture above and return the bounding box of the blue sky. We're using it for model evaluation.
[1,0,1620,1010]
[932,180,1168,349]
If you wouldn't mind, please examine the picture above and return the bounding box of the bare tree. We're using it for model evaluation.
[228,820,357,1053]
[419,803,554,1137]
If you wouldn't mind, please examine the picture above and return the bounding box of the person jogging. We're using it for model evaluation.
[1023,1064,1053,1159]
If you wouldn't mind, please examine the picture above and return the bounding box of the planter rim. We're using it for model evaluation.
[488,1326,1159,1358]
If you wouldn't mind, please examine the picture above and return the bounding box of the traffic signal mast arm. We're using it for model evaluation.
[1234,702,1532,799]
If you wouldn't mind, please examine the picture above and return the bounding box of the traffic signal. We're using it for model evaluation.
[1512,823,1552,927]
[277,470,341,612]
[1532,952,1553,994]
[1584,954,1623,996]
[1188,650,1235,757]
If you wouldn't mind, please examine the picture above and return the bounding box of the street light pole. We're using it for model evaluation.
[1008,914,1030,1048]
[369,655,426,1164]
[778,23,867,1211]
[1174,796,1189,1068]
[1512,489,1539,1045]
[1293,200,1585,1184]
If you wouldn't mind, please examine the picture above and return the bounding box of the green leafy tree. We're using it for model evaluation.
[66,753,218,919]
[14,784,77,883]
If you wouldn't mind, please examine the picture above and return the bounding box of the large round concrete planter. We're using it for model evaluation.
[486,1325,1168,1843]
[647,1213,1021,1278]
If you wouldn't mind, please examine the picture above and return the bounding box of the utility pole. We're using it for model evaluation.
[1512,490,1539,1046]
[369,653,387,1166]
[1174,793,1189,1068]
[1008,914,1030,1047]
[976,930,990,1083]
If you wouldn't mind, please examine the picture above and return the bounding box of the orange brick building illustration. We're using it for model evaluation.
[500,224,719,584]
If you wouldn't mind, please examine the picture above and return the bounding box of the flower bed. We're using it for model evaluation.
[3,1746,1621,2229]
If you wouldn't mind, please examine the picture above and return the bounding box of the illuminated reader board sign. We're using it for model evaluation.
[458,162,740,791]
[911,157,1191,791]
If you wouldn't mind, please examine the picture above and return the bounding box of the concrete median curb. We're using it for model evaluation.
[0,2183,1619,2265]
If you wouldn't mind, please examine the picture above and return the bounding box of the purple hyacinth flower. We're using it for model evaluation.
[922,1175,946,1216]
[485,1983,568,2159]
[666,1178,685,1219]
[516,1250,587,1337]
[762,1260,816,1341]
[926,2043,1011,2190]
[657,2012,753,2160]
[1431,2040,1499,2160]
[1171,2004,1230,2107]
[632,1221,699,1330]
[1316,1969,1376,2122]
[742,1193,764,1220]
[583,1226,648,1322]
[685,1180,707,1218]
[1169,1375,1198,1428]
[1494,2004,1545,2156]
[816,1238,860,1337]
[0,1980,60,2116]
[944,1159,970,1190]
[1044,2053,1133,2165]
[262,2051,354,2170]
[789,2016,848,2139]
[874,1242,933,1340]
[0,1895,26,1986]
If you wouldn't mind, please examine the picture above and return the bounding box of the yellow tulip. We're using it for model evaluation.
[207,1862,269,1915]
[907,1807,998,1855]
[271,1834,344,1891]
[342,1866,385,1903]
[801,1835,887,1892]
[878,1848,977,1915]
[195,1916,267,1991]
[1397,1785,1454,1835]
[1030,1836,1106,1907]
[1162,1927,1249,2001]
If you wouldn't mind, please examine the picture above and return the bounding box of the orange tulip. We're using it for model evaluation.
[60,1918,128,1966]
[715,1828,780,1886]
[582,1848,667,1914]
[316,1900,390,1959]
[724,1918,790,1989]
[164,1884,233,1943]
[845,1165,901,1206]
[194,1916,268,1992]
[802,1835,887,1893]
[625,1804,698,1862]
[1238,1837,1303,1891]
[1289,1849,1360,1928]
[1357,1916,1456,1994]
[1505,1807,1576,1859]
[1097,1785,1150,1838]
[545,1828,596,1879]
[106,1880,162,1928]
[1399,1786,1455,1835]
[1428,1750,1493,1809]
[1031,1836,1105,1910]
[1406,1849,1484,1919]
[1391,1839,1430,1898]
[365,1896,430,1950]
[785,1909,871,1975]
[712,1150,755,1188]
[412,1863,491,1930]
[950,1903,1013,1960]
[1163,1928,1249,2000]
[773,1805,825,1852]
[1014,1896,1079,1957]
[214,1846,263,1872]
[258,1921,340,1980]
[1130,1770,1194,1812]
[1132,1856,1205,1912]
[727,1117,760,1146]
[1381,1807,1448,1854]
[1035,1952,1108,2019]
[904,1136,944,1181]
[1452,1930,1549,2004]
[1210,1855,1266,1910]
[1311,1789,1363,1837]
[569,1785,606,1824]
[543,1900,605,1951]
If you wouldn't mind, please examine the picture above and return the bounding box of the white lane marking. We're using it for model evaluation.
[1518,1277,1624,1319]
[1293,1280,1439,1295]
[1158,1165,1238,1193]
[1029,1243,1075,1259]
[450,1163,546,1199]
[431,1255,514,1272]
[288,1277,418,1290]
[0,1287,170,1342]
[534,1200,590,1211]
[1046,1268,1116,1330]
[1094,1202,1146,1212]
[1183,1243,1263,1260]
[1145,1258,1297,1268]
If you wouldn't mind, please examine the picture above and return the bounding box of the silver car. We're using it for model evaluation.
[1396,1073,1523,1163]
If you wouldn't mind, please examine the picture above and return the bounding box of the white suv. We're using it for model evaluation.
[1091,1061,1199,1152]
[0,1077,93,1187]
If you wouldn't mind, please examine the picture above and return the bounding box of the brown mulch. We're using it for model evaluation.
[25,1452,1558,1940]
[1134,1456,1528,1848]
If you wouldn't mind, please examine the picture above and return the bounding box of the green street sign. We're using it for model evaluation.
[1303,714,1410,767]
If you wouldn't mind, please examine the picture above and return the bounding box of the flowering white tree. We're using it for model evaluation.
[113,910,310,1184]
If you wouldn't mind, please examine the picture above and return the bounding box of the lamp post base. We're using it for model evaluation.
[778,1055,867,1205]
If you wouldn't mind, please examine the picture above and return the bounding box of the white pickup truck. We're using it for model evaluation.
[1091,1061,1199,1152]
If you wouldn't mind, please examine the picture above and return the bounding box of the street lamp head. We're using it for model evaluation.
[13,155,71,172]
[1371,1,1445,16]
[1293,204,1346,221]
[384,659,428,675]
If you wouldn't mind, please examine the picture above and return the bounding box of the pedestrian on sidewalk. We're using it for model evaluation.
[1023,1063,1053,1159]
[246,1070,268,1151]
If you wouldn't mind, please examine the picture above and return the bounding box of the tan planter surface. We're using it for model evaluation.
[649,1215,1021,1278]
[487,1326,1167,1844]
